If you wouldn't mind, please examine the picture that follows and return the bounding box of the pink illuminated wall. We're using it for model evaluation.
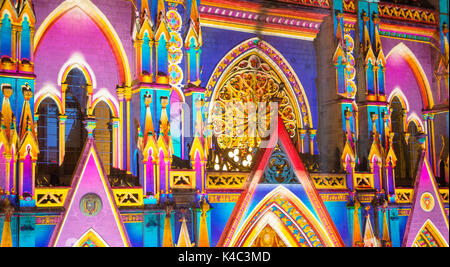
[383,39,435,114]
[385,50,424,114]
[35,6,126,100]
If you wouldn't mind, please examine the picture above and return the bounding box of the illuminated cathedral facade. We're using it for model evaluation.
[0,0,448,247]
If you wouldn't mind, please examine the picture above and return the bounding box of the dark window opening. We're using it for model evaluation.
[63,68,87,181]
[36,98,59,186]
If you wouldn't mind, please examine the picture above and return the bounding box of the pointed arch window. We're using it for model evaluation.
[157,35,168,76]
[142,32,151,74]
[407,122,422,181]
[390,96,411,186]
[207,54,300,172]
[0,14,12,57]
[21,17,31,60]
[64,68,87,176]
[94,101,113,176]
[36,98,59,184]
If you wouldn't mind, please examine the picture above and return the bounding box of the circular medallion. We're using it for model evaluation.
[168,64,183,86]
[420,192,434,212]
[169,32,183,50]
[80,193,102,217]
[166,10,182,31]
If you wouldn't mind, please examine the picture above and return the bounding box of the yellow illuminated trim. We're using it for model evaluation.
[200,0,325,23]
[34,187,70,208]
[412,219,449,247]
[73,228,109,247]
[112,188,144,207]
[201,19,316,41]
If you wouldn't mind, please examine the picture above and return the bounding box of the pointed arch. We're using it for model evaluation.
[412,219,449,247]
[241,212,297,247]
[60,61,95,88]
[34,91,63,115]
[386,42,434,110]
[388,88,410,112]
[57,52,99,89]
[406,113,425,133]
[206,38,313,129]
[229,186,336,247]
[34,0,131,86]
[92,89,119,118]
[73,228,109,247]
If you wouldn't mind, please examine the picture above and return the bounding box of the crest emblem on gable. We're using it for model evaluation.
[420,192,434,212]
[80,193,102,217]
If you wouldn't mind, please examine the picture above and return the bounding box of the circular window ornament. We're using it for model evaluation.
[420,192,434,212]
[80,193,102,217]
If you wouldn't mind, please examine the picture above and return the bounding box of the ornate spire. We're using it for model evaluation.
[372,13,383,57]
[369,113,383,164]
[190,0,200,34]
[344,108,353,145]
[335,11,344,47]
[156,0,166,25]
[140,0,150,19]
[162,204,174,247]
[363,206,380,247]
[19,83,34,139]
[361,11,372,54]
[176,210,194,247]
[143,92,155,143]
[352,198,363,247]
[198,197,210,247]
[159,96,170,140]
[194,97,204,139]
[382,202,392,247]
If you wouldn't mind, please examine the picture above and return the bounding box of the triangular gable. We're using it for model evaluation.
[363,212,380,247]
[402,153,449,247]
[49,139,130,247]
[218,116,344,247]
[72,228,109,247]
[176,216,194,247]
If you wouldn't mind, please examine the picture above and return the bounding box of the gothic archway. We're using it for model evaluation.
[413,220,448,247]
[206,38,313,171]
[229,186,335,247]
[386,42,434,110]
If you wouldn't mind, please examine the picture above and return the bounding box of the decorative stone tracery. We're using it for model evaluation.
[210,54,299,171]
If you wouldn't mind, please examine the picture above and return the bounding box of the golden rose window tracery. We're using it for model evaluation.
[209,54,299,171]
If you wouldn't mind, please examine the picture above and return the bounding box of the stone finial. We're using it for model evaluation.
[144,91,152,107]
[22,83,33,101]
[84,117,97,138]
[2,85,13,99]
[199,197,210,218]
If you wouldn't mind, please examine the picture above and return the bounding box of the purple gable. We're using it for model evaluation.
[49,139,130,247]
[403,153,449,247]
